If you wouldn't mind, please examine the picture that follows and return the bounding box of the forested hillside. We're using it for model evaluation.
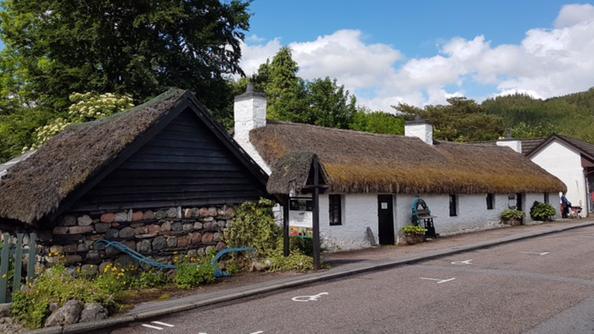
[481,88,594,143]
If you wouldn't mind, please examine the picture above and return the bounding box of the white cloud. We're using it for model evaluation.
[240,4,594,110]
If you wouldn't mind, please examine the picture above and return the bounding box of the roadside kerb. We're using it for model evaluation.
[28,221,594,334]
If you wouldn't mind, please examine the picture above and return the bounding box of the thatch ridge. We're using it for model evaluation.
[251,122,566,194]
[0,88,187,226]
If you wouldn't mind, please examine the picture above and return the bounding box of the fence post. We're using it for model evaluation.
[12,233,24,295]
[0,233,11,303]
[27,233,37,283]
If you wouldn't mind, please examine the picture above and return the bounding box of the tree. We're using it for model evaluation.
[396,97,505,142]
[350,108,404,135]
[0,0,250,112]
[260,47,307,121]
[25,92,133,151]
[304,77,356,129]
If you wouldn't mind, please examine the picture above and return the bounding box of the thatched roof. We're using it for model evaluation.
[266,152,328,195]
[0,88,268,227]
[251,121,566,194]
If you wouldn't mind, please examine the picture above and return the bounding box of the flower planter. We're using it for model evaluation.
[503,218,523,226]
[404,234,425,245]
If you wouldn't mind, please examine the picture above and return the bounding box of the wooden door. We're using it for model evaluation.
[377,195,395,245]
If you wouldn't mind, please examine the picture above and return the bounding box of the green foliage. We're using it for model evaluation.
[23,92,133,152]
[0,0,250,114]
[261,47,307,122]
[11,265,115,329]
[174,261,216,289]
[94,263,133,295]
[530,201,556,221]
[350,108,404,135]
[501,209,526,221]
[482,92,594,143]
[268,252,314,272]
[289,237,314,257]
[304,77,356,129]
[0,107,53,162]
[400,225,427,235]
[224,198,280,256]
[396,97,505,142]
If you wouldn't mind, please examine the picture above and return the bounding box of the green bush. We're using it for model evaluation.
[138,270,170,289]
[289,236,314,257]
[11,265,115,329]
[174,261,216,289]
[400,225,427,235]
[269,252,314,272]
[530,201,556,221]
[501,209,525,221]
[224,198,280,256]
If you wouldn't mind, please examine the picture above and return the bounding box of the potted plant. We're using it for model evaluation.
[501,209,525,225]
[530,201,556,221]
[400,225,427,245]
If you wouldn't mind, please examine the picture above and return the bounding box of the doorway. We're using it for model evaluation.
[377,195,395,245]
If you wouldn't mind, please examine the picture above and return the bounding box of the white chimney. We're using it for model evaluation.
[234,83,267,143]
[405,116,433,145]
[496,138,522,153]
[233,82,271,174]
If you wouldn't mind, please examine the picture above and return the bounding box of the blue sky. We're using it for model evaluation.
[240,1,594,110]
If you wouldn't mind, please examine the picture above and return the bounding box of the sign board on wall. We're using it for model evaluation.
[289,197,313,228]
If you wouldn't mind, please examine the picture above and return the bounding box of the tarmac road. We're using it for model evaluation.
[107,225,594,334]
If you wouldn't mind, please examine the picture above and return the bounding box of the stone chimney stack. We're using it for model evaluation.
[233,82,267,144]
[404,116,433,145]
[233,82,271,174]
[496,138,523,153]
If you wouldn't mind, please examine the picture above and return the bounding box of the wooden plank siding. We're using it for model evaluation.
[71,109,266,212]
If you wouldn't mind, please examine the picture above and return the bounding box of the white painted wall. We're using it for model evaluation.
[396,194,507,236]
[404,123,433,145]
[496,139,522,153]
[319,193,380,251]
[530,141,587,217]
[233,93,271,174]
[309,192,562,251]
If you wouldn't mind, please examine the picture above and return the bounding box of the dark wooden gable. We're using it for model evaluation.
[71,108,267,212]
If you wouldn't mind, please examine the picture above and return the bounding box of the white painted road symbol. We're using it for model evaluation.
[451,259,473,265]
[141,321,175,331]
[291,292,329,302]
[420,277,456,284]
[521,251,550,256]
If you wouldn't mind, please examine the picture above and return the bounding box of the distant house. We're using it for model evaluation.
[497,135,594,217]
[234,85,566,251]
[0,88,269,267]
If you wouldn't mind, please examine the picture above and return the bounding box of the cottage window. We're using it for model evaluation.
[329,194,342,226]
[486,193,495,210]
[544,193,549,204]
[449,194,458,217]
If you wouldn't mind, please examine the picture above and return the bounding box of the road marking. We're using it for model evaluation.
[521,251,550,256]
[151,321,174,327]
[249,331,264,334]
[451,259,473,265]
[141,324,163,330]
[291,292,329,302]
[420,277,456,284]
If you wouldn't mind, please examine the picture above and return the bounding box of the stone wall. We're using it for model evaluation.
[41,205,236,270]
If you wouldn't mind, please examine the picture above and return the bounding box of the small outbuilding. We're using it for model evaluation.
[0,88,269,267]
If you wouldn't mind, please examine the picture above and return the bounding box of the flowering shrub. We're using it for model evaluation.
[530,201,556,221]
[400,225,427,235]
[23,92,133,151]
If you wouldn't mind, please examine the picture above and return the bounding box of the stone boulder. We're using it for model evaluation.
[44,300,83,327]
[79,303,108,323]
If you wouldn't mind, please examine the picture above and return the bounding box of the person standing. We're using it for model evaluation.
[561,192,572,218]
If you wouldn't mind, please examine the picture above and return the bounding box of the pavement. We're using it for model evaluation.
[30,219,594,334]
